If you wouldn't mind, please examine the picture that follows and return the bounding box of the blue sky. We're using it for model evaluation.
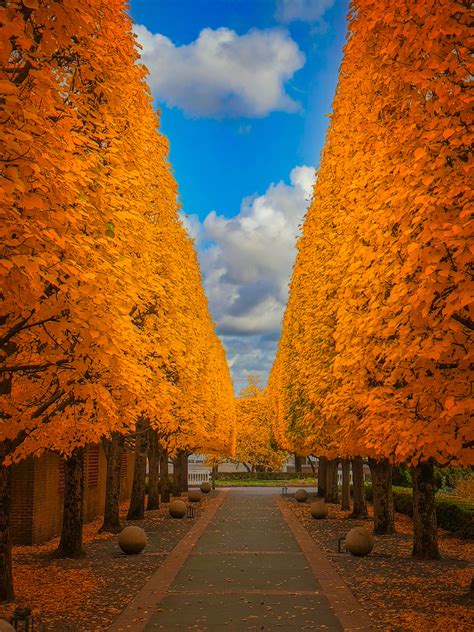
[129,0,349,389]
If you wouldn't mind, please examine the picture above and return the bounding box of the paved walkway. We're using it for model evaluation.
[111,489,372,631]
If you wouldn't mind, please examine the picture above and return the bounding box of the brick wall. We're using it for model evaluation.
[31,451,63,544]
[11,458,35,544]
[11,444,135,545]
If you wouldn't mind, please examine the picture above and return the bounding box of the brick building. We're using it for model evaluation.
[11,444,135,545]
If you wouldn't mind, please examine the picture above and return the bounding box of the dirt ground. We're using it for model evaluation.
[289,493,474,631]
[0,492,217,631]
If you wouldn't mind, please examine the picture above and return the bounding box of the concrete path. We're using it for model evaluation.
[144,489,346,631]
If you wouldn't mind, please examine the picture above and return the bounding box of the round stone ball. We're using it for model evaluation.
[345,527,374,557]
[188,490,202,503]
[294,488,308,503]
[169,499,187,518]
[200,482,212,494]
[310,501,328,519]
[0,621,15,632]
[118,525,147,555]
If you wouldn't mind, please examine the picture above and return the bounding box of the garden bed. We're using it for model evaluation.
[215,478,316,487]
[215,471,315,481]
[288,493,474,631]
[0,492,218,631]
[365,483,474,538]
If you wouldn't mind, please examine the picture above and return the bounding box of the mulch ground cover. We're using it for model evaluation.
[1,491,218,631]
[288,493,474,631]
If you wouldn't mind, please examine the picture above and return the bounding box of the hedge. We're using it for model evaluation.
[364,484,473,538]
[215,471,314,481]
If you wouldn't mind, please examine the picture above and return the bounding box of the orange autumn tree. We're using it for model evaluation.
[1,0,170,596]
[0,0,166,458]
[194,334,235,459]
[266,173,343,502]
[141,229,236,502]
[269,0,472,560]
[234,376,286,472]
[97,97,235,522]
[266,207,340,461]
[1,0,235,600]
[131,140,235,505]
[329,0,473,556]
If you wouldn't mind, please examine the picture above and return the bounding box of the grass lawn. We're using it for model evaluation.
[215,479,316,487]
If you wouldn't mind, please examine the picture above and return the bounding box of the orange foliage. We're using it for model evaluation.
[234,376,286,471]
[0,0,234,460]
[268,0,472,467]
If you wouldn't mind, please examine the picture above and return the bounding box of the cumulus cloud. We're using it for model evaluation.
[191,166,315,385]
[275,0,336,23]
[223,333,279,391]
[180,213,202,243]
[134,25,305,118]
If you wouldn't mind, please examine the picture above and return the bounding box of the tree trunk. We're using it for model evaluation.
[127,421,148,520]
[243,462,251,473]
[211,464,218,490]
[307,455,317,476]
[177,450,189,492]
[294,454,302,473]
[0,440,14,602]
[369,458,395,535]
[341,459,351,511]
[171,456,182,496]
[160,449,171,503]
[325,459,339,503]
[351,456,368,518]
[317,456,327,498]
[57,448,85,558]
[147,430,160,511]
[411,460,440,559]
[99,434,124,533]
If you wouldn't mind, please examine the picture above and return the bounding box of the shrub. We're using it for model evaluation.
[364,483,473,538]
[215,471,313,481]
[364,482,373,502]
[434,466,472,492]
[453,474,474,500]
[435,496,473,538]
[392,465,412,487]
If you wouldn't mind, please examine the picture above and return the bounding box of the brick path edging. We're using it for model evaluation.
[275,495,375,631]
[109,489,230,631]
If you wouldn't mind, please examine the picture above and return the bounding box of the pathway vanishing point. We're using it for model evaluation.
[110,489,373,631]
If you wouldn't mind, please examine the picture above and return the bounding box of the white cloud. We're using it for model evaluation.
[180,212,202,243]
[203,165,314,292]
[275,0,336,23]
[134,25,305,118]
[221,333,279,390]
[188,166,315,385]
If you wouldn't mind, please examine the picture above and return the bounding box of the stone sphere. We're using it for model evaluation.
[188,490,202,503]
[118,525,147,555]
[200,482,212,494]
[169,499,187,518]
[310,501,328,519]
[0,621,15,632]
[345,527,374,557]
[294,488,308,503]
